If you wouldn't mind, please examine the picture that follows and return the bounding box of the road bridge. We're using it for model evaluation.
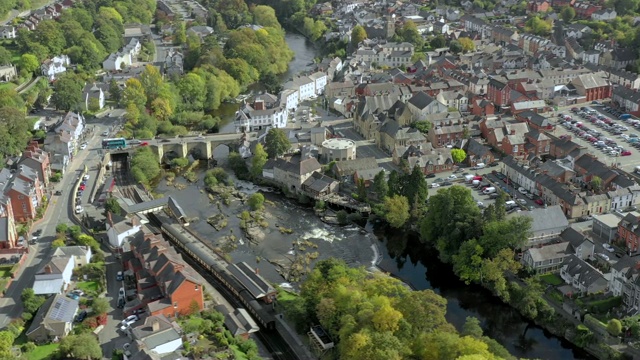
[110,132,256,162]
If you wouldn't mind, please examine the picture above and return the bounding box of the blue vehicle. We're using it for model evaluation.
[67,293,79,300]
[619,114,632,120]
[101,138,127,150]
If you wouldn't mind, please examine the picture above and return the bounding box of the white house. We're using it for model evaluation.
[130,315,183,355]
[309,72,328,95]
[560,255,608,295]
[83,83,106,110]
[608,188,634,210]
[52,246,92,267]
[234,94,288,132]
[285,76,315,101]
[436,90,468,112]
[591,8,617,21]
[41,55,71,81]
[106,214,142,248]
[102,38,141,71]
[280,89,299,111]
[32,257,75,295]
[353,42,415,68]
[56,112,85,141]
[0,26,16,39]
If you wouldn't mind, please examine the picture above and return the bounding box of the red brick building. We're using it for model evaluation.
[572,1,601,18]
[571,73,612,102]
[1,166,44,222]
[470,97,495,116]
[487,78,512,107]
[19,141,51,188]
[528,0,551,12]
[127,232,204,318]
[618,213,640,252]
[0,200,18,249]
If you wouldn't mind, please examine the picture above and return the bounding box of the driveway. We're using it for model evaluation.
[99,253,128,358]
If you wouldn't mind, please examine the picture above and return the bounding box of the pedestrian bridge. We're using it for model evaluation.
[110,132,255,162]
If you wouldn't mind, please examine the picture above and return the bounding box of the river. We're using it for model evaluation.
[215,32,318,133]
[172,29,593,357]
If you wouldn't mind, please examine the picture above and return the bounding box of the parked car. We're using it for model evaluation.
[55,190,62,195]
[75,310,87,323]
[67,293,79,300]
[121,315,139,325]
[622,150,632,156]
[597,253,610,261]
[71,290,84,296]
[119,287,125,297]
[448,174,457,179]
[116,271,124,281]
[518,187,527,194]
[430,183,440,188]
[75,205,84,214]
[603,244,615,253]
[535,199,544,206]
[102,131,109,136]
[425,174,436,178]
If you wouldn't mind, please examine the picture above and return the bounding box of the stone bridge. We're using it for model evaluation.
[110,132,255,163]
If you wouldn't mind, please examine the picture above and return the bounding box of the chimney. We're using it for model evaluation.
[107,212,114,226]
[152,319,160,331]
[44,264,52,274]
[255,267,260,275]
[253,100,265,111]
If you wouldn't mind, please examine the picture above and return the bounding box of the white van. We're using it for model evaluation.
[472,179,480,187]
[482,187,496,194]
[504,200,516,208]
[473,163,486,170]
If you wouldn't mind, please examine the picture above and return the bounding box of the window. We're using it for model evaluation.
[174,302,178,308]
[195,285,199,291]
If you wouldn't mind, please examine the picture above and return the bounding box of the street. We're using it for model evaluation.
[0,116,110,329]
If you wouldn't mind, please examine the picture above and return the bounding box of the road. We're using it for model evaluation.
[0,117,110,329]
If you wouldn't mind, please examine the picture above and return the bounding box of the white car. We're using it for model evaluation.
[518,187,527,194]
[121,315,139,325]
[74,205,83,214]
[477,201,484,208]
[597,253,610,261]
[80,144,87,150]
[603,244,615,253]
[83,174,90,181]
[449,174,457,179]
[119,287,125,297]
[517,199,527,205]
[430,183,440,188]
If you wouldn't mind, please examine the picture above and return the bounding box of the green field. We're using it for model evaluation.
[25,343,59,360]
[76,281,100,294]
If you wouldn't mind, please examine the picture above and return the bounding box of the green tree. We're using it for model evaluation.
[351,25,367,48]
[421,185,483,262]
[21,288,45,314]
[479,217,531,258]
[451,149,467,163]
[52,238,66,248]
[31,20,65,55]
[177,73,206,110]
[560,6,576,22]
[0,47,10,65]
[0,107,32,159]
[383,195,410,228]
[87,97,101,112]
[139,64,165,104]
[412,120,431,134]
[265,128,290,158]
[122,78,147,110]
[404,165,428,206]
[387,170,404,197]
[336,210,348,225]
[108,79,122,104]
[248,193,265,211]
[252,5,281,29]
[430,35,446,48]
[0,331,14,358]
[130,147,161,186]
[373,170,388,199]
[91,297,110,315]
[58,333,102,360]
[462,317,484,338]
[51,73,84,111]
[104,197,122,216]
[525,16,552,36]
[398,20,423,48]
[19,53,39,74]
[591,176,603,192]
[56,223,68,234]
[449,40,463,54]
[251,143,268,178]
[607,319,622,336]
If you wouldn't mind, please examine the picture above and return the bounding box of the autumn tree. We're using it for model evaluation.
[458,37,475,53]
[451,149,467,163]
[383,195,410,228]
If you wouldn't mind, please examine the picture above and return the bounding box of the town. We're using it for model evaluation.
[1,0,640,359]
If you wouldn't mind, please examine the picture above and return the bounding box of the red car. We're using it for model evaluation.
[140,142,149,146]
[621,151,632,156]
[535,199,544,206]
[79,185,86,191]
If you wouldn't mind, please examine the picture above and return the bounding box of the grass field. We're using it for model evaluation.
[76,281,100,294]
[539,273,563,286]
[26,343,59,360]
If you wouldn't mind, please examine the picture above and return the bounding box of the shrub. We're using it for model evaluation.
[21,312,32,321]
[248,193,265,211]
[22,342,36,353]
[336,210,348,225]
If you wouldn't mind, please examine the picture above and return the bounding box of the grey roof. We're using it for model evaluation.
[559,227,592,249]
[131,315,181,349]
[561,254,606,288]
[32,278,64,295]
[274,156,321,176]
[52,246,90,258]
[407,91,435,110]
[126,197,170,214]
[526,241,571,262]
[167,197,187,220]
[302,172,337,193]
[226,262,275,300]
[26,294,78,336]
[0,218,8,242]
[334,157,379,176]
[520,205,569,233]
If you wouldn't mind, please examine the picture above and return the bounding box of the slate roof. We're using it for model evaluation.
[227,262,275,300]
[562,254,607,289]
[274,157,321,175]
[334,157,379,176]
[526,241,571,262]
[302,172,337,193]
[407,91,436,110]
[520,205,569,233]
[26,294,78,337]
